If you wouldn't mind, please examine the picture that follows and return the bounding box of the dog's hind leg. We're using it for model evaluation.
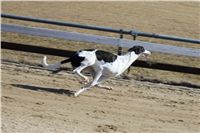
[73,65,90,83]
[74,69,103,97]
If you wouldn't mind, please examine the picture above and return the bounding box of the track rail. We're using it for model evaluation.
[2,13,200,44]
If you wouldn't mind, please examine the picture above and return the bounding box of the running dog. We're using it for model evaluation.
[42,45,151,96]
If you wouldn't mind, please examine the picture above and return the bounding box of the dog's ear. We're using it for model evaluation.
[128,46,145,54]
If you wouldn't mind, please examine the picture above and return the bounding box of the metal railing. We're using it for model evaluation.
[2,24,200,58]
[2,13,200,44]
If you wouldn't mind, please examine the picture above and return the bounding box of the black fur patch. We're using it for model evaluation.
[69,53,85,68]
[95,50,117,63]
[70,49,97,67]
[128,46,145,54]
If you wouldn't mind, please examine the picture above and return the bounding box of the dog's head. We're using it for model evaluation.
[128,45,151,57]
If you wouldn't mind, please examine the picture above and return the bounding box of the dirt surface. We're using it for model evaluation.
[1,1,200,133]
[2,60,200,133]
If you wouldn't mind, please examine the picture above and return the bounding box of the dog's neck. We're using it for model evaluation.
[123,51,140,64]
[115,51,140,76]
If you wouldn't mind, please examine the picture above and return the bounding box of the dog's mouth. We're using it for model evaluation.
[142,50,151,58]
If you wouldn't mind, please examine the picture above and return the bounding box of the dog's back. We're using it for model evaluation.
[95,50,118,63]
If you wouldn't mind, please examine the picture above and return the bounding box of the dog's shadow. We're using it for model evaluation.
[11,84,75,96]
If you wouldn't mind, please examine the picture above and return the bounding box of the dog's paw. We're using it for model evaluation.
[79,78,90,85]
[74,93,78,97]
[96,84,113,90]
[105,87,113,90]
[74,91,81,97]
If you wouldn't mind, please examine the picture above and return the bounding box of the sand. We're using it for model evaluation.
[2,60,200,133]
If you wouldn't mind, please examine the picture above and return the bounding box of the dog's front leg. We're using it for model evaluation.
[95,75,112,90]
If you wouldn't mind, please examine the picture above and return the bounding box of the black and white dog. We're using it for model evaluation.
[42,45,151,96]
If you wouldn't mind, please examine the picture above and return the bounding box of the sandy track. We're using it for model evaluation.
[2,2,200,133]
[2,61,200,133]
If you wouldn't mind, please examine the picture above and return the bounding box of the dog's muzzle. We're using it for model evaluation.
[142,50,151,58]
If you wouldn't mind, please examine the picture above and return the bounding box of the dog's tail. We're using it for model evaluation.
[42,56,60,70]
[42,56,72,71]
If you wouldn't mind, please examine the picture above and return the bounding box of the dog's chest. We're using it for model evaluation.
[96,57,128,76]
[103,53,138,76]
